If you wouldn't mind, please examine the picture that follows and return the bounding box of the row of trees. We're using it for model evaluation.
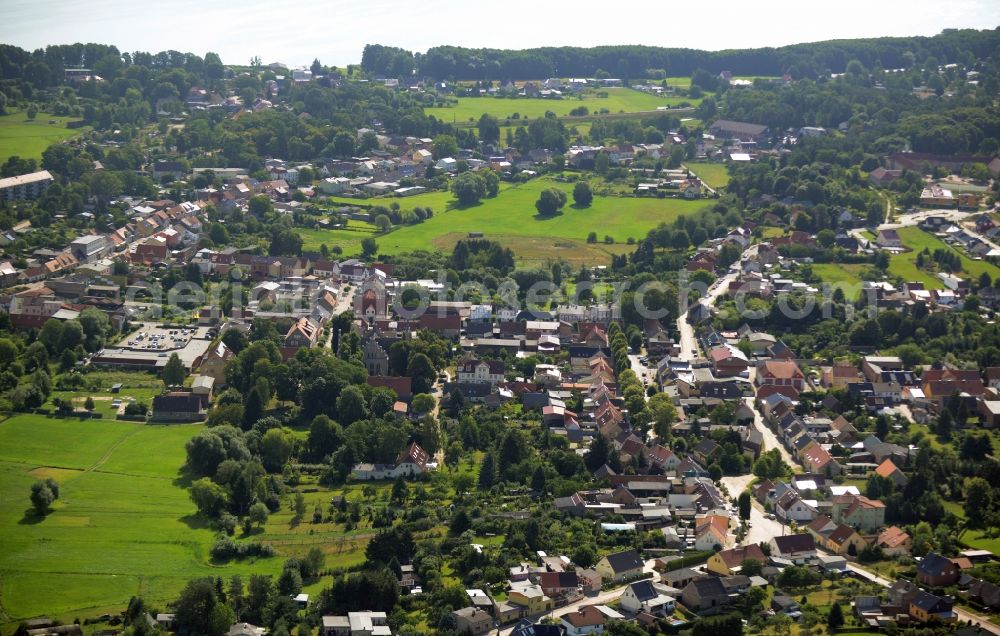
[407,30,1000,80]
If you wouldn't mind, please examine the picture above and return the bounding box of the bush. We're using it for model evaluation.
[210,537,275,561]
[124,401,148,417]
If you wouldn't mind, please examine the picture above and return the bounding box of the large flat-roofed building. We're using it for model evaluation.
[0,171,54,201]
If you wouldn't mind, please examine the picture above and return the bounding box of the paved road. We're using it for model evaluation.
[849,209,974,243]
[719,473,786,547]
[744,396,796,468]
[676,310,697,361]
[676,272,739,362]
[628,353,657,390]
[675,244,753,363]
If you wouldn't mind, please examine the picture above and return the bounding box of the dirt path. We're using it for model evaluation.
[85,427,141,473]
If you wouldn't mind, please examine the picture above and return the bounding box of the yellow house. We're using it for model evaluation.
[807,516,868,556]
[707,544,767,576]
[507,585,553,614]
[826,525,868,556]
[596,549,644,583]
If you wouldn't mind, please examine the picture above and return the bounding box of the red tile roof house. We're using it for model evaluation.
[801,444,841,476]
[832,494,885,531]
[538,571,579,598]
[366,375,413,401]
[874,458,908,488]
[418,313,462,337]
[709,344,749,377]
[877,526,912,557]
[756,360,805,391]
[560,606,605,636]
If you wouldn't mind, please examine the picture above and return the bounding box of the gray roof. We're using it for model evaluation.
[603,549,643,573]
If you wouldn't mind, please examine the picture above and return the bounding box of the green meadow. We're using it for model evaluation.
[426,87,698,123]
[889,226,1000,289]
[303,177,708,266]
[0,415,283,624]
[685,162,731,189]
[810,263,867,300]
[0,409,482,625]
[0,112,88,163]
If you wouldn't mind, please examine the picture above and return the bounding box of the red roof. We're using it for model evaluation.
[759,360,804,380]
[875,458,900,479]
[715,544,766,569]
[878,526,910,549]
[395,441,429,468]
[367,375,413,397]
[756,384,800,400]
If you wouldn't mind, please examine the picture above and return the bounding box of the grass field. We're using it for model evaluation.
[302,177,708,265]
[0,112,88,163]
[298,221,379,253]
[889,226,1000,289]
[0,415,284,624]
[960,528,1000,554]
[811,263,867,300]
[685,162,730,189]
[426,88,698,123]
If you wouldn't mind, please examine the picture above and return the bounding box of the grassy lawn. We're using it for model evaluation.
[888,226,1000,289]
[685,162,730,189]
[811,263,867,300]
[0,112,88,163]
[298,221,379,252]
[426,88,698,123]
[301,177,707,266]
[324,191,457,211]
[0,416,287,625]
[960,528,1000,554]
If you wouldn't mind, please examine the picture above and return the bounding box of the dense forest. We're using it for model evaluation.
[361,28,1000,80]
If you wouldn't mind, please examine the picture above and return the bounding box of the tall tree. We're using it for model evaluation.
[573,181,593,207]
[174,578,234,636]
[478,452,497,490]
[162,352,186,387]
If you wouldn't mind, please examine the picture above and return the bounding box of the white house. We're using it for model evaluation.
[457,358,505,387]
[351,442,432,481]
[619,580,676,615]
[435,157,458,172]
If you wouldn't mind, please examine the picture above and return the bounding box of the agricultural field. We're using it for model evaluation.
[426,87,698,123]
[0,112,88,163]
[0,415,283,624]
[301,177,708,266]
[889,226,1000,289]
[685,162,731,189]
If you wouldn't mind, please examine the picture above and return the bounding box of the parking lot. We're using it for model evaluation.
[117,325,209,352]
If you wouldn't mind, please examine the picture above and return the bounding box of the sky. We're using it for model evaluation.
[1,0,998,69]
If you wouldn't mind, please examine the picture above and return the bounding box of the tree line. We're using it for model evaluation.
[361,29,1000,80]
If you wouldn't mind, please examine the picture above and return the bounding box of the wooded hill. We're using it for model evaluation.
[362,28,1000,80]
